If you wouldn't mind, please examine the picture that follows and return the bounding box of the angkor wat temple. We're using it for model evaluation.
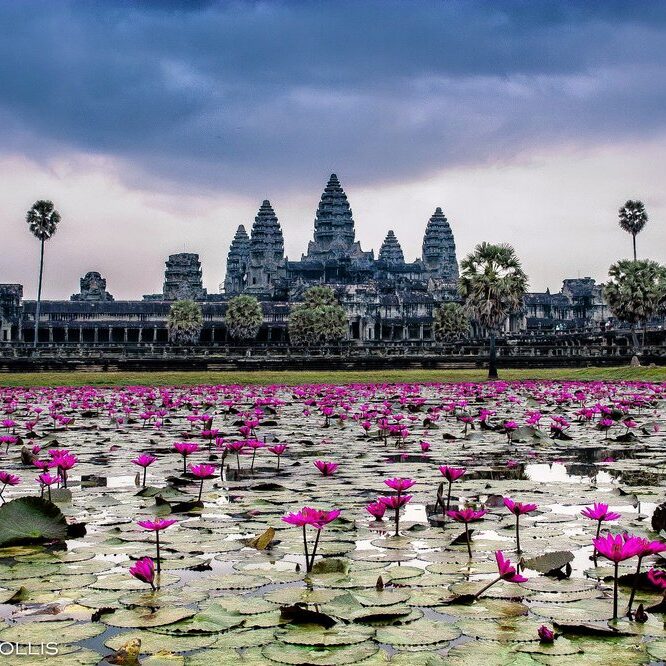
[0,174,609,345]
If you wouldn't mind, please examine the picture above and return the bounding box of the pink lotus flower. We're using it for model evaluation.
[593,533,645,620]
[474,550,527,599]
[281,506,341,572]
[366,500,386,520]
[581,502,621,522]
[538,625,555,643]
[129,557,156,591]
[190,463,217,502]
[173,442,199,474]
[384,477,416,493]
[268,444,287,471]
[0,471,20,502]
[379,493,412,536]
[647,567,666,591]
[419,441,431,452]
[503,497,537,554]
[446,508,487,558]
[37,472,60,501]
[503,497,538,516]
[137,518,177,574]
[496,550,528,583]
[314,460,338,476]
[439,466,466,482]
[132,453,157,488]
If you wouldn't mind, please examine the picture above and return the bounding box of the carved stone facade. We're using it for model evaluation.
[71,271,114,302]
[150,253,207,301]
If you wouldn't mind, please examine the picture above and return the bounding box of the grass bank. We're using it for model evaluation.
[0,366,664,387]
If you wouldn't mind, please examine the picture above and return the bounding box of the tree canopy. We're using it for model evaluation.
[224,295,263,341]
[167,300,204,345]
[289,286,347,345]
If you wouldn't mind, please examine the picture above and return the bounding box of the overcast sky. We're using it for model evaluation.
[1,0,665,299]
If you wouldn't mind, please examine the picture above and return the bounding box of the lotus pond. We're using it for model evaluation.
[0,380,665,665]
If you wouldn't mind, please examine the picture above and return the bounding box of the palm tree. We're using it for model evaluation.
[167,300,203,345]
[288,286,347,345]
[604,259,666,357]
[459,242,528,380]
[433,302,469,341]
[26,200,61,346]
[224,295,263,341]
[618,200,648,261]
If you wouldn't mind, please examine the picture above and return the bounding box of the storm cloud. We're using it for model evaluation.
[1,0,665,194]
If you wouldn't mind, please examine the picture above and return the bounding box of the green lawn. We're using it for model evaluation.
[0,366,664,387]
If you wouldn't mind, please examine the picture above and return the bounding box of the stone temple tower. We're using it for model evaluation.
[421,207,459,282]
[378,230,405,264]
[246,200,284,292]
[162,253,207,300]
[223,225,250,295]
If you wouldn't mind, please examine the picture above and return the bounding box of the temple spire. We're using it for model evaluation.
[223,225,250,295]
[422,207,459,281]
[378,230,405,264]
[246,200,284,292]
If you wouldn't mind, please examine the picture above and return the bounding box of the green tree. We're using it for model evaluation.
[224,295,263,341]
[433,302,469,341]
[167,300,203,345]
[618,200,648,261]
[289,286,347,345]
[26,200,61,346]
[604,259,666,356]
[459,242,528,380]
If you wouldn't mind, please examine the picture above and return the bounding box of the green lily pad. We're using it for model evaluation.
[376,619,460,646]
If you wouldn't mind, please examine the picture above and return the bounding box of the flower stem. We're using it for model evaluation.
[156,531,161,575]
[465,522,472,559]
[197,478,204,502]
[302,525,310,573]
[613,561,619,621]
[474,576,501,599]
[627,556,643,616]
[309,528,322,571]
[515,515,521,554]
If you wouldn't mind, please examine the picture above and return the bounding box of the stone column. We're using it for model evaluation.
[137,328,143,343]
[94,328,99,343]
[123,328,128,343]
[65,327,69,343]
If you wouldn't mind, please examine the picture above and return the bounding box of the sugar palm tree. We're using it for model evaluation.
[26,200,61,346]
[288,286,347,345]
[618,200,648,261]
[459,242,528,380]
[167,300,203,345]
[604,259,666,357]
[224,295,263,341]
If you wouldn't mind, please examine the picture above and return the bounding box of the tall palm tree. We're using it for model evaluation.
[604,259,666,357]
[459,242,528,380]
[224,295,263,341]
[26,200,61,346]
[618,200,648,261]
[167,300,204,345]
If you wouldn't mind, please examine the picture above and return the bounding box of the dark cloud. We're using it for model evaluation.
[0,0,665,195]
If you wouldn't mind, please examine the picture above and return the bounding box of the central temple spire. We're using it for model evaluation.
[306,173,357,258]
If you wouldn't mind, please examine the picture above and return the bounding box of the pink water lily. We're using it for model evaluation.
[132,453,157,487]
[503,497,537,554]
[438,465,466,527]
[129,557,156,591]
[626,537,666,616]
[474,550,527,599]
[446,508,487,558]
[384,477,416,493]
[314,460,338,476]
[268,444,288,472]
[593,533,645,620]
[137,518,177,574]
[282,506,341,572]
[366,500,386,520]
[538,625,555,643]
[173,442,199,474]
[37,472,60,501]
[0,471,20,502]
[190,463,217,502]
